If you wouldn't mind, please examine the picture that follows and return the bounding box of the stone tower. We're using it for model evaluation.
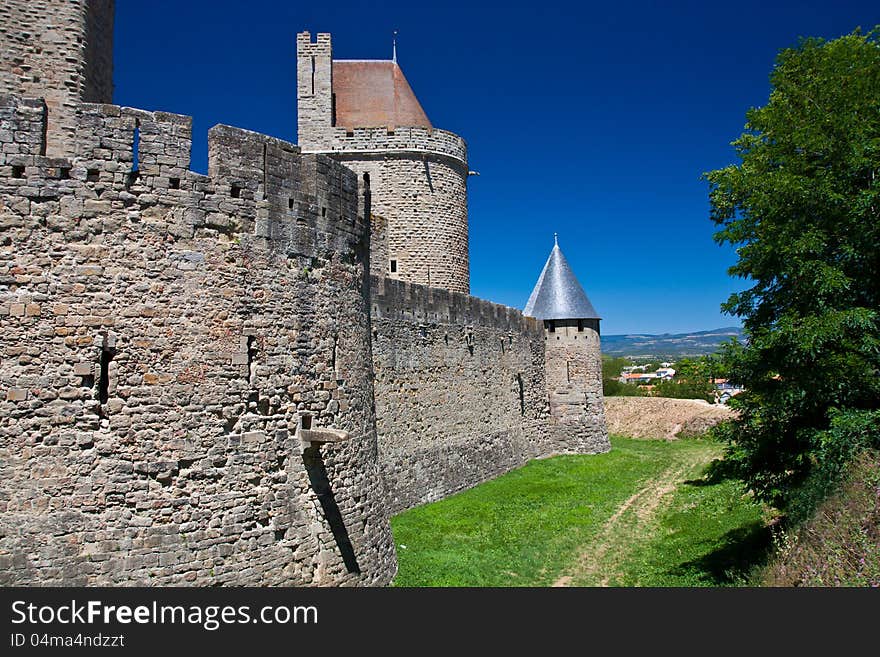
[524,238,610,453]
[0,0,115,157]
[296,32,470,294]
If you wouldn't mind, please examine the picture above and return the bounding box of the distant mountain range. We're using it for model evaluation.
[601,327,744,359]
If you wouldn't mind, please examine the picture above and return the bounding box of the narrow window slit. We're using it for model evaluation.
[262,143,268,194]
[517,374,525,416]
[131,124,140,173]
[230,184,241,198]
[12,165,25,178]
[246,336,256,384]
[98,341,116,405]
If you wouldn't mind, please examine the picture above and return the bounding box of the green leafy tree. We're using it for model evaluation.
[601,356,647,396]
[602,356,629,380]
[704,28,880,507]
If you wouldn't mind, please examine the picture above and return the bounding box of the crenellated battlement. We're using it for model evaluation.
[0,89,395,586]
[0,94,367,253]
[371,275,539,334]
[0,4,606,587]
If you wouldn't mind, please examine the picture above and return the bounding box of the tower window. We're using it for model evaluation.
[230,184,241,198]
[548,321,555,333]
[578,319,584,332]
[389,259,397,273]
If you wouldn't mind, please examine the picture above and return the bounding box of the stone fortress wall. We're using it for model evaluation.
[370,279,610,513]
[0,95,396,586]
[297,33,470,295]
[370,277,546,513]
[0,1,608,585]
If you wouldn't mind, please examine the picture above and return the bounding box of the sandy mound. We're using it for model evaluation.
[603,396,735,440]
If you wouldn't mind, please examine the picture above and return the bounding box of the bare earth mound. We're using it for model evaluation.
[604,396,735,439]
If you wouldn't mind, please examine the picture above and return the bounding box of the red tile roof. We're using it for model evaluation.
[332,60,432,129]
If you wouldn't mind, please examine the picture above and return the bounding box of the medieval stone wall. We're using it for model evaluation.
[369,277,607,513]
[0,95,396,586]
[0,0,114,158]
[369,277,547,512]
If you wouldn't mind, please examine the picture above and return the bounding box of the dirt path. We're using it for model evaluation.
[552,446,716,587]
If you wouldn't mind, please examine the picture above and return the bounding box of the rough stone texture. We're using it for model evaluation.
[0,4,609,585]
[0,0,114,158]
[371,277,609,513]
[0,95,396,586]
[603,396,735,440]
[543,319,609,453]
[296,32,470,295]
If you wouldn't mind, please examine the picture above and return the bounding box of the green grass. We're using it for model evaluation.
[390,435,772,586]
[605,470,774,586]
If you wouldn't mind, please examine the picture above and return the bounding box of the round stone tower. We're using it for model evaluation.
[296,32,470,294]
[524,237,610,453]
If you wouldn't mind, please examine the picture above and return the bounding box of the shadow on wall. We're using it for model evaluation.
[302,446,361,574]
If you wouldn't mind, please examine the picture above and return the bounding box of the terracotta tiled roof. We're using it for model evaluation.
[332,60,432,129]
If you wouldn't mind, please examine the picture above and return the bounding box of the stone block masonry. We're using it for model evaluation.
[0,95,396,586]
[370,277,609,514]
[0,3,610,585]
[0,0,114,158]
[543,319,609,454]
[297,33,471,295]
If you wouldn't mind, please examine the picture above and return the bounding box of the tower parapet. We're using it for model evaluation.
[296,32,470,294]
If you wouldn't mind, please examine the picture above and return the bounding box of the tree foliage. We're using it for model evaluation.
[704,28,880,507]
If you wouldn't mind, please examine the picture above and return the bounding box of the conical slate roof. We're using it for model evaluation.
[523,238,600,320]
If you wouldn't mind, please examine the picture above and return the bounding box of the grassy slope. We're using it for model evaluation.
[758,449,880,587]
[391,436,771,587]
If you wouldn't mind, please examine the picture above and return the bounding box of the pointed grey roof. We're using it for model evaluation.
[523,238,600,320]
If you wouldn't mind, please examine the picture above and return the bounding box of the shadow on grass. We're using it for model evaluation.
[684,457,741,487]
[669,522,775,585]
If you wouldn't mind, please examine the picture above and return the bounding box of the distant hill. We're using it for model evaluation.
[601,327,744,359]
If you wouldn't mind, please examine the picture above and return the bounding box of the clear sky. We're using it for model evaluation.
[113,0,879,334]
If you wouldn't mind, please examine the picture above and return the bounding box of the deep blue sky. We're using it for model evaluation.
[113,1,879,334]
